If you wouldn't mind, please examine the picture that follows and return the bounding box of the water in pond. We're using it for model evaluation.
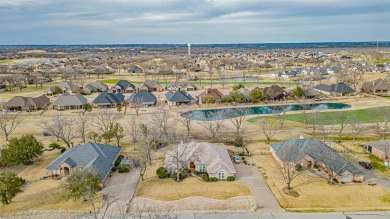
[182,103,351,121]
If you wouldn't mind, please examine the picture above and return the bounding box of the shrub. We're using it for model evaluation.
[203,96,216,104]
[194,170,199,175]
[210,177,218,181]
[202,173,209,182]
[115,155,124,167]
[60,148,67,153]
[295,163,303,171]
[241,157,245,160]
[239,152,245,156]
[156,167,168,179]
[118,165,130,173]
[227,176,235,181]
[232,83,244,91]
[180,170,187,179]
[243,160,247,164]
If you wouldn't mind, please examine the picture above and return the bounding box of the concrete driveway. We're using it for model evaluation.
[100,168,140,217]
[355,163,390,192]
[234,157,285,212]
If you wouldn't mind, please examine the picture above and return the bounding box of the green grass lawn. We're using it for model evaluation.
[366,153,390,178]
[248,106,390,124]
[101,78,292,86]
[0,60,11,64]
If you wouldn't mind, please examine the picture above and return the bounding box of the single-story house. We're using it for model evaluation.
[314,82,355,96]
[164,142,236,180]
[51,93,88,110]
[362,78,390,94]
[303,86,321,99]
[262,85,286,101]
[270,138,364,183]
[92,92,124,108]
[110,80,136,93]
[45,81,80,95]
[196,88,224,104]
[81,80,108,94]
[128,90,157,106]
[167,81,197,91]
[367,140,389,161]
[129,66,143,73]
[2,95,50,112]
[165,90,194,106]
[139,80,163,92]
[46,142,121,184]
[237,88,251,102]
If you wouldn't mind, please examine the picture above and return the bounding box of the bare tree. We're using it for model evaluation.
[128,118,139,148]
[258,117,279,144]
[335,111,350,137]
[178,111,194,136]
[280,162,301,190]
[127,200,172,219]
[296,97,310,129]
[0,112,23,141]
[198,116,225,140]
[150,107,171,142]
[165,142,203,182]
[75,115,90,144]
[129,97,144,116]
[227,108,247,137]
[91,110,122,135]
[345,70,364,91]
[41,115,77,148]
[349,116,362,146]
[374,108,390,140]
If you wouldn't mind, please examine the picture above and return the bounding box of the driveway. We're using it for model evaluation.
[355,163,390,192]
[235,157,285,212]
[100,168,140,217]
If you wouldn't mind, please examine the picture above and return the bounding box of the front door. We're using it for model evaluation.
[190,162,195,169]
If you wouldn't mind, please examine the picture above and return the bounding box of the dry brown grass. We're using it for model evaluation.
[135,177,251,201]
[247,142,390,211]
[0,150,103,212]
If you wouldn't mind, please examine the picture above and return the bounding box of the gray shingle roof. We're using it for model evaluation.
[367,140,390,153]
[128,90,157,104]
[115,80,135,90]
[92,92,124,105]
[270,138,364,176]
[51,93,88,107]
[315,82,355,94]
[165,90,194,102]
[46,142,121,180]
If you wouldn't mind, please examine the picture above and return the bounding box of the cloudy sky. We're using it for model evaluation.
[0,0,389,45]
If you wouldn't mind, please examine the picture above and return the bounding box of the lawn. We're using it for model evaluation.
[365,154,390,178]
[135,177,251,201]
[247,106,390,124]
[246,142,390,212]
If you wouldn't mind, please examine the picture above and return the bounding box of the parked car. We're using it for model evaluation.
[358,161,372,169]
[43,131,52,136]
[232,155,241,164]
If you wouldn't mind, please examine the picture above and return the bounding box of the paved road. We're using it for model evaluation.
[178,212,390,219]
[235,158,285,212]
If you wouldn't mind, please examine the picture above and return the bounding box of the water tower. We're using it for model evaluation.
[187,43,191,55]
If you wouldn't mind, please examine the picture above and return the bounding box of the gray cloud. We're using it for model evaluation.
[0,0,389,44]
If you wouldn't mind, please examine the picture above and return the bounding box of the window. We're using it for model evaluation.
[199,164,206,172]
[218,171,225,179]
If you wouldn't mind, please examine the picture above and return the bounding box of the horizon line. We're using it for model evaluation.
[1,41,390,47]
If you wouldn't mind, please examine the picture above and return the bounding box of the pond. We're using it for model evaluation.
[182,103,351,121]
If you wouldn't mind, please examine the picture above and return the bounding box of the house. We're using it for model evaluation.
[362,78,390,94]
[167,81,197,91]
[139,80,163,92]
[262,85,286,101]
[129,66,143,73]
[196,88,224,104]
[45,81,80,95]
[165,90,194,106]
[314,82,355,96]
[2,95,50,112]
[237,88,251,102]
[128,90,157,106]
[46,142,121,184]
[270,138,364,183]
[51,93,88,110]
[303,86,321,99]
[164,142,236,180]
[92,92,124,108]
[81,80,108,94]
[110,80,136,93]
[367,140,390,161]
